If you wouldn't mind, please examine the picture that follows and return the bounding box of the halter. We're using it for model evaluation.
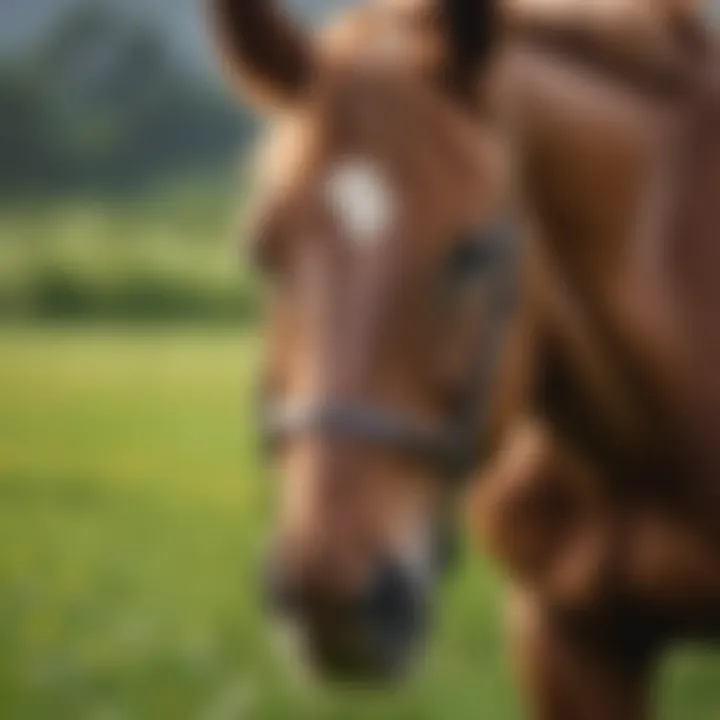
[258,214,519,485]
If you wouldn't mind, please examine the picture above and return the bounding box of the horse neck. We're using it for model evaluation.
[645,45,720,473]
[500,46,689,471]
[514,52,676,311]
[503,38,720,481]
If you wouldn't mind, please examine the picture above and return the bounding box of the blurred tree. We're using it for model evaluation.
[0,2,254,197]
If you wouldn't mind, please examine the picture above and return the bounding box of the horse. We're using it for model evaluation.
[208,0,720,716]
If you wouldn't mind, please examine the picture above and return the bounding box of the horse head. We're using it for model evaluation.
[210,0,516,680]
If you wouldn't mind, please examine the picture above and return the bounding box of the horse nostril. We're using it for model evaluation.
[362,559,426,654]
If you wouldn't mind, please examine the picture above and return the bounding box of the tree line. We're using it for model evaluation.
[0,4,254,197]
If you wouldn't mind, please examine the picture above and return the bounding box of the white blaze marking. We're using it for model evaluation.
[324,160,396,248]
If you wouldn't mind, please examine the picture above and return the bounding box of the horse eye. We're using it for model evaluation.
[247,227,277,276]
[445,231,494,283]
[245,208,288,279]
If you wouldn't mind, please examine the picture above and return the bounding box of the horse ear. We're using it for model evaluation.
[209,0,315,109]
[439,0,500,99]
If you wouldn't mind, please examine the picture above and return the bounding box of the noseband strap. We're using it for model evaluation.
[262,401,476,477]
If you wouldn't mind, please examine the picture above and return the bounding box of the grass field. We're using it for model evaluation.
[0,327,718,720]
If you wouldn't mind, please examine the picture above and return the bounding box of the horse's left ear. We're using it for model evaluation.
[439,0,500,100]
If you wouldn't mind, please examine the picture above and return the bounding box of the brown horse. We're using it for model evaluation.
[209,0,720,716]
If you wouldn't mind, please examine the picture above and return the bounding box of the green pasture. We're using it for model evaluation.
[0,327,718,720]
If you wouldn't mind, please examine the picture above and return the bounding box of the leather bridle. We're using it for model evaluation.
[258,214,520,487]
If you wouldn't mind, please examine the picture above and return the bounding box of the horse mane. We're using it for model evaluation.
[504,0,713,97]
[319,0,712,99]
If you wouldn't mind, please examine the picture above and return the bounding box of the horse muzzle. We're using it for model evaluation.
[264,551,432,681]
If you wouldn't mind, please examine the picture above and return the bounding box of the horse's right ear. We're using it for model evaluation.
[439,0,500,99]
[209,0,315,109]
